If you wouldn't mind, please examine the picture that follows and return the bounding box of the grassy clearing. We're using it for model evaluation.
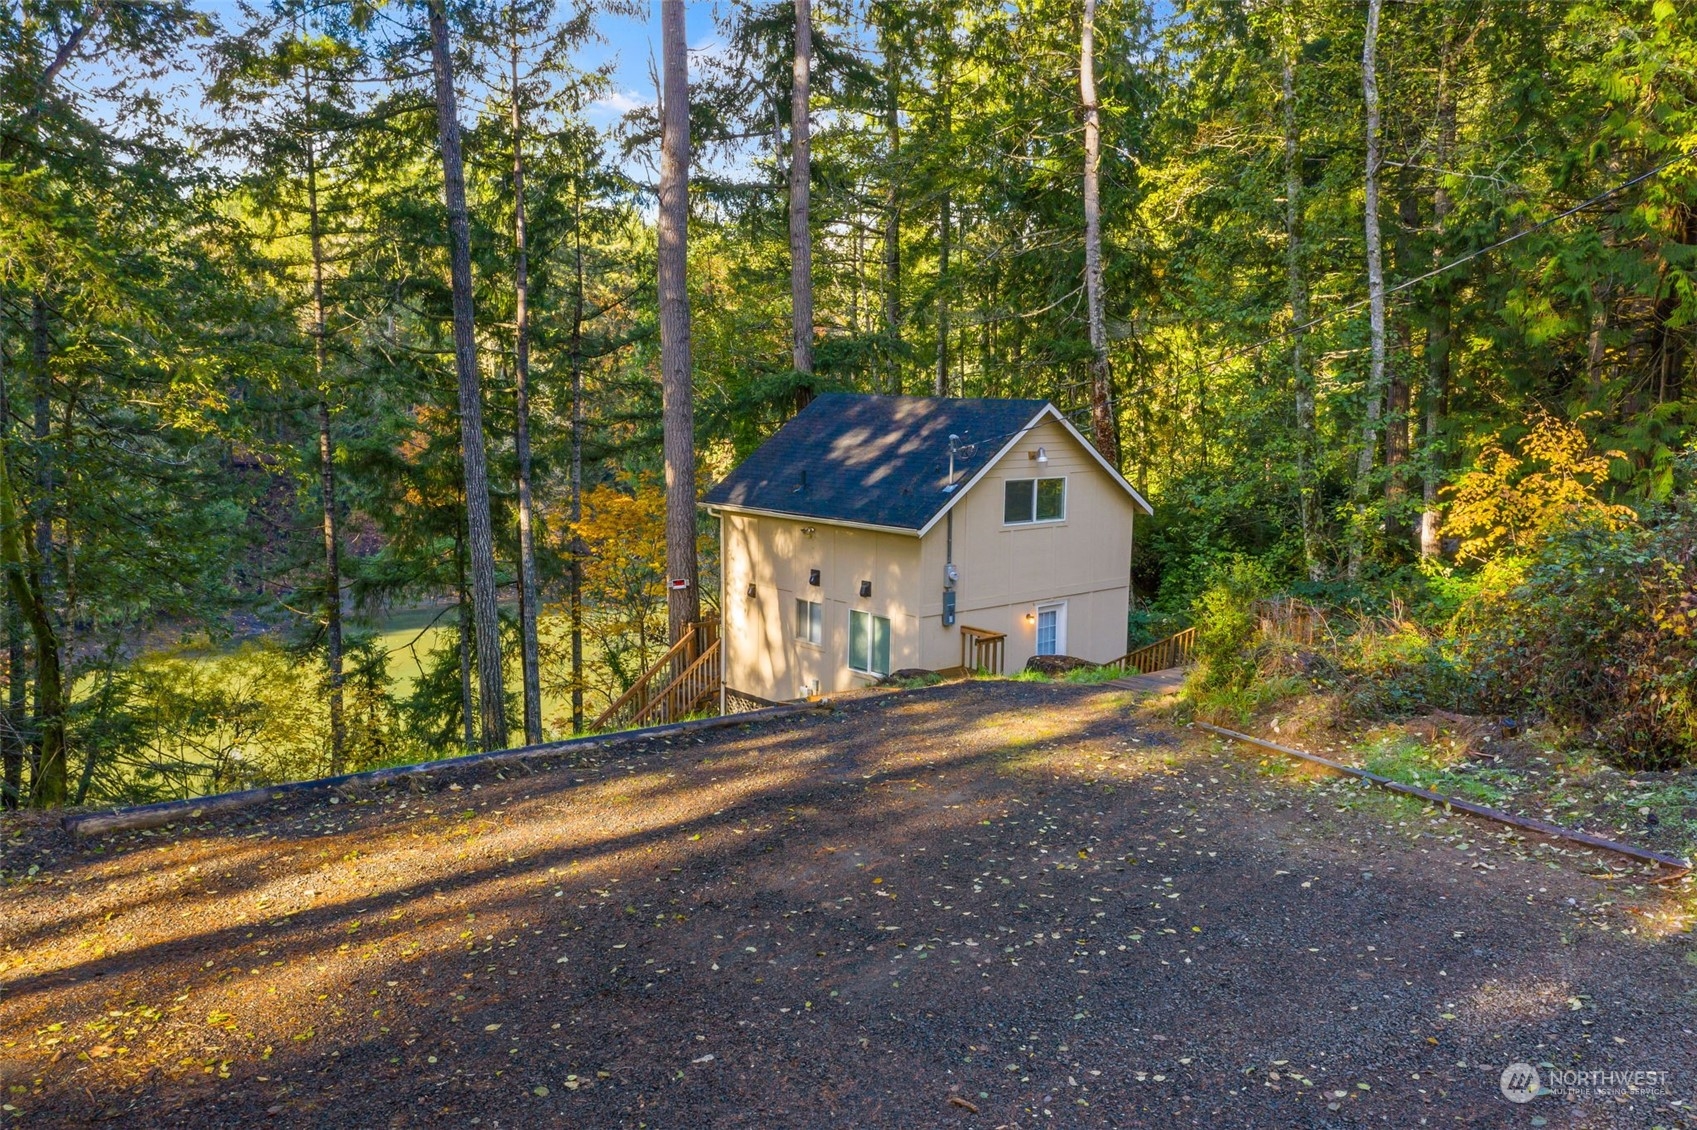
[1058,665,1133,686]
[1357,731,1514,807]
[1004,664,1135,686]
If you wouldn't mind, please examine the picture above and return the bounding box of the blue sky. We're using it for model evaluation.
[175,0,730,131]
[62,1,740,183]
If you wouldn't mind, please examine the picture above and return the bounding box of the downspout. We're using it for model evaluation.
[1127,510,1135,653]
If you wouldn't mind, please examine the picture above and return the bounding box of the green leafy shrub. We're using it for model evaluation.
[1188,675,1306,726]
[1191,556,1276,691]
[1455,505,1697,770]
[1330,624,1470,720]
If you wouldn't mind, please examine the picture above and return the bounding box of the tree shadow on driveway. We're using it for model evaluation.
[2,680,1692,1128]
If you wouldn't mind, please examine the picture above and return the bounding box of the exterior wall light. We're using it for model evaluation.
[859,580,872,598]
[1024,611,1036,624]
[746,583,757,597]
[808,569,821,586]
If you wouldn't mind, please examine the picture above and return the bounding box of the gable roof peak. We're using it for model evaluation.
[703,393,1151,532]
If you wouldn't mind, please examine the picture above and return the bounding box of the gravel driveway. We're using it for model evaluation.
[2,681,1694,1128]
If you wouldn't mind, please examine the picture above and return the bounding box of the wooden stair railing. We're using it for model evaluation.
[959,626,1006,675]
[624,639,722,730]
[592,617,720,732]
[1111,626,1196,675]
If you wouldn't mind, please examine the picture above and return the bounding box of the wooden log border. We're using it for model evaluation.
[1197,722,1691,876]
[63,704,828,839]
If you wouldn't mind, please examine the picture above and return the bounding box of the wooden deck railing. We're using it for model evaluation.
[592,617,720,732]
[1111,626,1196,675]
[959,626,1006,674]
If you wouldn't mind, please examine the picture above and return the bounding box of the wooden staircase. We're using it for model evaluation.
[1110,626,1196,675]
[592,617,722,733]
[1100,626,1196,694]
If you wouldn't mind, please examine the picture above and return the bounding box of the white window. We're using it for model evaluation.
[794,598,822,645]
[1004,477,1066,524]
[1035,602,1067,656]
[849,609,891,676]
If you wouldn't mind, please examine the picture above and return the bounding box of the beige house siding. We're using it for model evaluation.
[720,512,923,701]
[916,417,1136,672]
[718,413,1140,700]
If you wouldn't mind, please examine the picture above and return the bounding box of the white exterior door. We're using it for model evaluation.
[1036,602,1066,656]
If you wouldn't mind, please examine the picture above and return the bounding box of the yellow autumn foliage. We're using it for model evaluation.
[1442,412,1636,563]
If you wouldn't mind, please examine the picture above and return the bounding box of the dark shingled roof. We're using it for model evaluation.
[702,393,1049,531]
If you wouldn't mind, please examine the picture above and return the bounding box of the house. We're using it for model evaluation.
[702,394,1153,701]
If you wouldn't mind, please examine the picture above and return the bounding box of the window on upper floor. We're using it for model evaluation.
[1004,476,1066,524]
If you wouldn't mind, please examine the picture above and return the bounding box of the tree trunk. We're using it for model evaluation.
[1384,186,1418,554]
[1654,202,1695,404]
[1585,296,1608,399]
[0,342,20,810]
[789,0,815,406]
[1420,20,1461,560]
[3,602,22,810]
[20,299,64,807]
[455,527,475,752]
[1384,338,1411,549]
[1081,0,1117,463]
[0,446,61,808]
[1282,23,1321,583]
[1349,0,1387,583]
[510,33,543,747]
[24,599,61,808]
[658,0,700,647]
[30,298,54,600]
[881,27,902,395]
[428,0,508,750]
[304,73,346,776]
[569,198,586,735]
[850,202,863,336]
[935,185,950,397]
